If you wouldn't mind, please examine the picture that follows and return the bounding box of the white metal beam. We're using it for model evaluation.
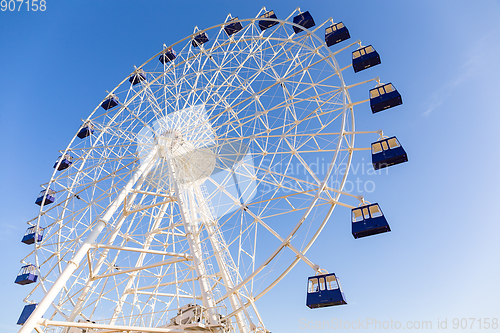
[92,244,190,258]
[91,257,190,281]
[18,146,159,333]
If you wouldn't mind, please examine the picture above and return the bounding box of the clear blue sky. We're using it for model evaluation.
[1,1,499,332]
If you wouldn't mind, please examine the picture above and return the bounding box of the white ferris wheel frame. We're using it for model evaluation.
[18,7,386,333]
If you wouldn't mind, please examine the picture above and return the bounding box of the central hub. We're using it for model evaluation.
[137,105,219,189]
[155,130,186,158]
[152,129,217,186]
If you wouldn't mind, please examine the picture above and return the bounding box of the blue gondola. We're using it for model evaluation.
[224,17,243,36]
[352,45,381,73]
[15,264,38,285]
[17,304,37,325]
[77,122,94,139]
[53,153,73,171]
[129,70,146,85]
[352,203,390,239]
[370,83,402,113]
[371,136,408,170]
[306,273,347,309]
[292,11,315,34]
[192,32,209,47]
[159,48,176,64]
[21,226,44,245]
[325,22,350,47]
[35,189,55,206]
[258,10,278,31]
[101,94,119,110]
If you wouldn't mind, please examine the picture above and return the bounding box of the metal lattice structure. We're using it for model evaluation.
[17,7,400,333]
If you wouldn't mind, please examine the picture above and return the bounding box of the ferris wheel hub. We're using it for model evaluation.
[154,130,185,158]
[153,132,217,185]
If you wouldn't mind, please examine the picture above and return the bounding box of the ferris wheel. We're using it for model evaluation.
[16,6,407,333]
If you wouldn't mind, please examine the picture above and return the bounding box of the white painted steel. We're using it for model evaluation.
[17,7,384,333]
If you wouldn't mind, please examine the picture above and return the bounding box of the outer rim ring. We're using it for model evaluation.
[31,14,357,328]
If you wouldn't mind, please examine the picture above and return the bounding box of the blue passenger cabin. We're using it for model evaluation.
[159,48,176,64]
[53,153,73,171]
[17,304,37,325]
[35,189,55,206]
[77,122,94,139]
[21,226,44,245]
[129,71,146,85]
[224,17,243,36]
[101,95,119,110]
[15,264,38,285]
[370,83,402,113]
[352,45,381,73]
[192,32,209,47]
[292,11,315,34]
[371,137,408,170]
[306,273,347,309]
[258,10,278,31]
[352,203,390,239]
[325,22,350,47]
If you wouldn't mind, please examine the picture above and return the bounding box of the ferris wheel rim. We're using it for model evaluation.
[36,18,353,292]
[26,10,363,333]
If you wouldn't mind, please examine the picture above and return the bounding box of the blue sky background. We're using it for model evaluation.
[1,1,500,332]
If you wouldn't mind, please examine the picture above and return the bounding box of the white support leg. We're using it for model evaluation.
[66,167,151,324]
[19,147,159,333]
[164,152,221,328]
[192,185,252,333]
